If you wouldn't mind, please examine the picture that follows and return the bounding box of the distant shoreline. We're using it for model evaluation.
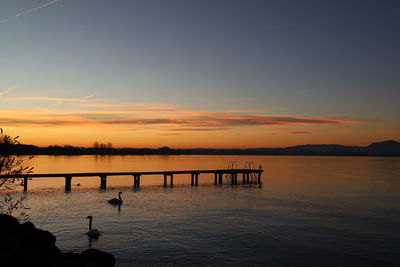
[2,140,399,157]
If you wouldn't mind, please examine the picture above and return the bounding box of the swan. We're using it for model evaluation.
[86,215,101,238]
[108,192,123,205]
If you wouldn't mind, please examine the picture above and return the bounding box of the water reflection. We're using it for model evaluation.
[21,155,400,267]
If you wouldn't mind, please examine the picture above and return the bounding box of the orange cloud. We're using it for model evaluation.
[0,108,363,130]
[226,108,269,113]
[290,131,312,134]
[168,128,230,132]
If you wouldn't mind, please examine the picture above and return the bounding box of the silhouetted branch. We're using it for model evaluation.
[0,128,33,221]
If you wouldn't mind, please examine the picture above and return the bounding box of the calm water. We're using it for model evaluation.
[20,155,400,266]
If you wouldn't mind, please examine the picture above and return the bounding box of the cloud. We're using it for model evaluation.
[8,95,93,105]
[0,108,364,131]
[372,130,400,134]
[291,131,312,134]
[75,103,180,113]
[0,0,60,25]
[0,86,17,98]
[226,109,269,113]
[155,133,184,136]
[168,128,231,132]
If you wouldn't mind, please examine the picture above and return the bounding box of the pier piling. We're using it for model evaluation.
[23,177,28,192]
[100,175,107,190]
[65,176,72,192]
[133,175,141,188]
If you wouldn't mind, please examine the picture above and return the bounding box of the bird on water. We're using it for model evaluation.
[86,215,101,238]
[108,192,123,205]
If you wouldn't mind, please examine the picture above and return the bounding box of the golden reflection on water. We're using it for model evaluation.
[24,155,400,200]
[16,155,400,267]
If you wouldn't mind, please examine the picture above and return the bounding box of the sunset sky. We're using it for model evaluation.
[1,0,399,148]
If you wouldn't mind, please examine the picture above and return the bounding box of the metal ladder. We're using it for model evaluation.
[225,161,237,183]
[245,161,258,184]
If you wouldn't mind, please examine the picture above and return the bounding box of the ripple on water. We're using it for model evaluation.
[22,155,400,266]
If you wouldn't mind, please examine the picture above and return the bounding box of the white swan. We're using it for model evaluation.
[86,215,101,238]
[108,192,123,205]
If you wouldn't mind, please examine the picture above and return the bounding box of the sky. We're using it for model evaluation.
[0,0,399,148]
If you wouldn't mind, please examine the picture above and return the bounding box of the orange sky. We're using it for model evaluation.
[1,96,398,148]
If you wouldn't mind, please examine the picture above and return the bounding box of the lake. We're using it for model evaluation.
[20,155,400,266]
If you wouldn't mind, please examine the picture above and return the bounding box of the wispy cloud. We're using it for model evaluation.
[155,133,184,136]
[291,131,312,134]
[0,86,17,98]
[226,109,269,113]
[75,102,180,113]
[372,130,400,134]
[8,95,93,105]
[0,0,60,25]
[0,108,364,131]
[168,128,231,132]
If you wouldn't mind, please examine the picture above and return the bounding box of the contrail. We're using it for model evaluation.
[0,0,60,25]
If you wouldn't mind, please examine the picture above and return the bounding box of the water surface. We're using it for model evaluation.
[22,155,400,266]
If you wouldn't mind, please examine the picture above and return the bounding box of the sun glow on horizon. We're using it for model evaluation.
[1,92,395,148]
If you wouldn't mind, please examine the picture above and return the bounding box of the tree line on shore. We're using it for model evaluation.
[1,140,400,156]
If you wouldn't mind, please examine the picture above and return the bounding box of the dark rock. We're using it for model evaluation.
[0,214,115,267]
[0,214,19,229]
[81,249,117,267]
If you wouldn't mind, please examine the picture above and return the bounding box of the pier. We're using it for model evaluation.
[0,169,263,192]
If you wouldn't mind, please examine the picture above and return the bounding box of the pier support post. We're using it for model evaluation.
[100,175,107,190]
[246,173,250,184]
[65,176,72,192]
[133,175,141,188]
[136,175,141,188]
[191,173,194,186]
[218,173,223,184]
[214,173,217,185]
[170,174,174,188]
[242,173,246,184]
[258,172,262,184]
[164,174,167,187]
[24,177,28,192]
[23,177,28,192]
[195,174,198,186]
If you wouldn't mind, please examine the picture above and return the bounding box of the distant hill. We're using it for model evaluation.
[0,140,399,156]
[365,140,400,155]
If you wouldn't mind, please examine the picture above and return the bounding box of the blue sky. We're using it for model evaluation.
[0,0,399,147]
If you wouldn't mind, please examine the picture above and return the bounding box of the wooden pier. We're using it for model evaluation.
[0,169,263,192]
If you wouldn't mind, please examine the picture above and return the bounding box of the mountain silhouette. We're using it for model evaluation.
[366,140,400,155]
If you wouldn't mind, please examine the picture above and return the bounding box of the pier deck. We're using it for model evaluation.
[0,168,263,192]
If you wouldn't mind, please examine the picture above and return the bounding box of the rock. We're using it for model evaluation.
[0,214,19,229]
[0,214,115,267]
[81,249,117,267]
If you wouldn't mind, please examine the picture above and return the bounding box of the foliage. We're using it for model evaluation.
[0,128,33,221]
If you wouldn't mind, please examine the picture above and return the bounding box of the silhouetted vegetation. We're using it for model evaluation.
[2,140,399,156]
[0,129,33,221]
